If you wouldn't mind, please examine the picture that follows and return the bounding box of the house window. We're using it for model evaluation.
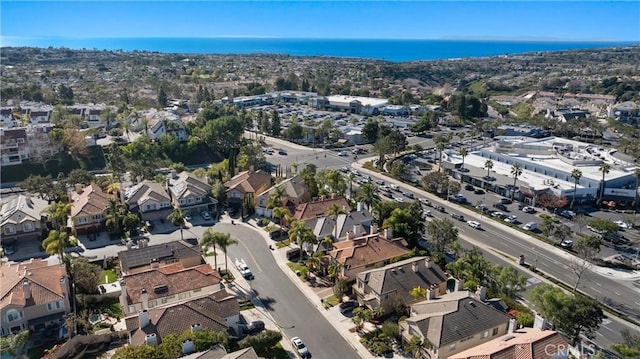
[492,327,499,336]
[17,138,25,144]
[179,199,186,205]
[23,222,34,231]
[148,300,157,308]
[160,297,168,304]
[78,217,88,224]
[6,309,21,322]
[481,331,489,339]
[47,302,61,311]
[187,198,194,204]
[448,343,456,351]
[128,306,136,313]
[195,197,201,202]
[4,225,15,234]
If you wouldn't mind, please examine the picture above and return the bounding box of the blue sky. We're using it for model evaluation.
[1,1,639,42]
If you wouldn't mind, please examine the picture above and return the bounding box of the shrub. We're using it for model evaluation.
[516,312,535,327]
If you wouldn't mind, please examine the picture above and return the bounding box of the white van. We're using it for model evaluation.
[522,222,538,231]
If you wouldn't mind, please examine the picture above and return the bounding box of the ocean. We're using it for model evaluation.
[3,37,638,62]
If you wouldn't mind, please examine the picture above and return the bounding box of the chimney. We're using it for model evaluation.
[182,340,195,355]
[346,231,353,241]
[425,258,433,269]
[411,261,419,273]
[426,288,436,300]
[74,183,83,194]
[249,165,255,173]
[22,281,32,299]
[533,314,548,331]
[150,258,160,269]
[476,286,487,301]
[370,225,378,235]
[126,241,133,250]
[139,309,150,328]
[384,228,393,240]
[141,289,149,310]
[456,278,465,291]
[191,323,202,333]
[145,333,157,345]
[357,202,363,212]
[171,170,178,179]
[508,318,517,333]
[331,193,336,199]
[353,224,359,236]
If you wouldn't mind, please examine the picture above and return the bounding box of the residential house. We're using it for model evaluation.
[255,175,308,218]
[449,328,569,359]
[306,203,374,247]
[27,109,51,124]
[182,346,260,359]
[118,241,204,275]
[84,106,106,128]
[120,262,223,315]
[353,257,448,314]
[124,289,240,346]
[0,194,48,246]
[399,290,511,359]
[125,181,173,221]
[293,196,350,221]
[0,128,29,165]
[1,259,71,336]
[327,229,411,281]
[224,168,272,210]
[25,123,62,164]
[167,171,217,217]
[69,184,111,235]
[0,108,17,128]
[135,109,187,141]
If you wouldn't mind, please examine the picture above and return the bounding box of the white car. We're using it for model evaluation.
[338,151,348,157]
[467,220,482,229]
[394,197,405,203]
[390,184,400,191]
[291,337,310,358]
[201,211,212,220]
[614,220,632,230]
[521,206,535,214]
[504,215,518,223]
[425,210,432,217]
[491,211,505,218]
[351,169,360,176]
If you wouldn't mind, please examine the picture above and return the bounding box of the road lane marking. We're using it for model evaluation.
[590,287,602,294]
[615,291,621,296]
[596,283,602,286]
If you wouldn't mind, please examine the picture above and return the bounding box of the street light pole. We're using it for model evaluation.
[533,247,539,272]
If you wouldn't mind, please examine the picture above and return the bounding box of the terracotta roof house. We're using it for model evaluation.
[125,289,240,346]
[353,256,449,314]
[118,241,204,275]
[1,194,48,246]
[125,180,173,221]
[120,263,223,315]
[69,184,112,235]
[1,259,71,336]
[182,346,260,359]
[293,196,350,221]
[255,175,308,218]
[167,171,218,217]
[449,328,570,359]
[223,168,272,210]
[399,290,511,359]
[327,229,411,281]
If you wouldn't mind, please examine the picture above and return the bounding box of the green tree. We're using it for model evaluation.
[383,207,422,248]
[122,213,141,234]
[0,330,29,359]
[267,185,286,209]
[611,329,640,358]
[200,229,218,268]
[70,257,102,294]
[211,179,227,207]
[588,218,619,235]
[435,141,445,172]
[484,159,494,179]
[426,218,458,264]
[420,171,450,196]
[409,286,427,300]
[510,163,522,200]
[459,147,468,174]
[570,235,601,290]
[404,334,431,359]
[271,110,281,137]
[157,86,168,108]
[299,164,319,199]
[356,182,380,212]
[570,169,582,208]
[352,307,373,332]
[43,201,72,230]
[42,230,71,263]
[288,219,317,259]
[238,330,283,358]
[215,232,238,273]
[104,198,128,235]
[495,266,527,298]
[362,119,379,143]
[167,208,187,241]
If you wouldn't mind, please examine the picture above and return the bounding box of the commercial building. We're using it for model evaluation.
[313,95,388,116]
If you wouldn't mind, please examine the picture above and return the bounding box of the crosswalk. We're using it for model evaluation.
[526,277,542,287]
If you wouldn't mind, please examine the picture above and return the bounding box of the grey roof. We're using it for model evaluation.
[260,175,307,200]
[169,171,215,202]
[357,257,448,303]
[125,181,171,208]
[182,347,260,359]
[407,291,511,347]
[306,209,374,240]
[0,194,48,227]
[118,241,201,272]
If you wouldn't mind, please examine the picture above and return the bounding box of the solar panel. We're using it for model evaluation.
[120,241,189,270]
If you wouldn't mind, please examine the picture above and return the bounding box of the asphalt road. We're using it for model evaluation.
[215,223,361,359]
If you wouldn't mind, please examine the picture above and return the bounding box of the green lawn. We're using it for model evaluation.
[101,269,118,284]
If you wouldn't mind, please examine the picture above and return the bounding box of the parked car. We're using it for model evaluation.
[464,184,475,191]
[493,203,508,211]
[560,239,573,249]
[403,191,415,199]
[375,179,385,185]
[420,198,431,207]
[474,189,485,195]
[435,205,446,213]
[451,213,465,221]
[504,215,518,223]
[425,210,432,217]
[394,197,405,203]
[291,337,310,358]
[338,151,348,157]
[523,222,538,231]
[467,220,481,229]
[201,211,212,220]
[614,220,632,230]
[521,206,535,214]
[390,184,400,191]
[278,149,288,155]
[339,300,358,314]
[2,245,15,256]
[241,320,265,335]
[559,210,576,219]
[340,167,349,173]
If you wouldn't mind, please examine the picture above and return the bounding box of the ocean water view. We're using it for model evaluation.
[3,37,638,62]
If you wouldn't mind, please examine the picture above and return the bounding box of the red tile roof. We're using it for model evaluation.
[294,197,350,221]
[224,169,272,195]
[1,259,66,309]
[329,233,410,270]
[71,184,112,217]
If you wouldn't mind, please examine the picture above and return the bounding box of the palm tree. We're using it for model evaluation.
[435,141,445,172]
[104,198,128,234]
[327,262,342,283]
[167,208,187,241]
[356,182,380,212]
[272,206,290,228]
[598,163,611,202]
[328,203,347,240]
[347,172,355,198]
[0,330,29,359]
[216,232,238,273]
[64,313,77,339]
[288,219,317,260]
[43,202,72,230]
[267,185,286,209]
[42,230,70,263]
[404,334,431,359]
[510,163,522,200]
[570,169,583,209]
[484,159,494,179]
[106,182,121,201]
[200,229,218,268]
[459,147,468,172]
